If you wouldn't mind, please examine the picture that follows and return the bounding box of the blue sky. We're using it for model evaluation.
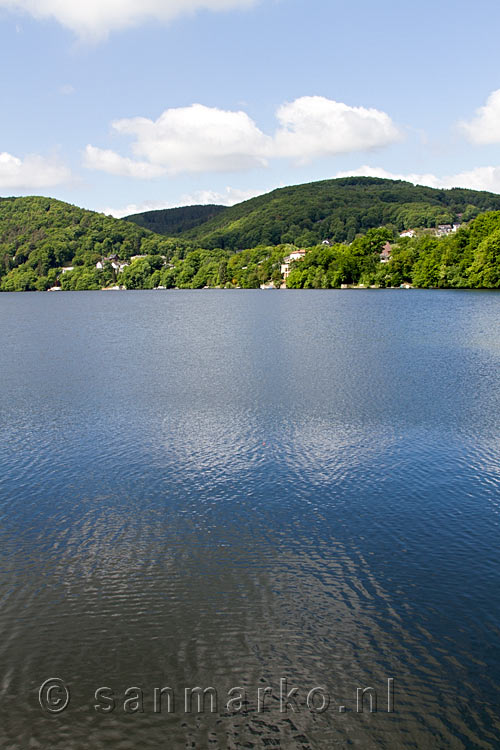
[2,0,500,215]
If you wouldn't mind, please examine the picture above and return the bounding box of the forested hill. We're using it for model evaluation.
[125,203,225,235]
[0,196,192,291]
[146,177,500,249]
[1,193,500,291]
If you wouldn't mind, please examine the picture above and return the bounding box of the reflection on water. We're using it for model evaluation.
[0,289,499,749]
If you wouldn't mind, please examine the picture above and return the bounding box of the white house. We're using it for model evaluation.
[288,249,307,262]
[434,224,454,237]
[399,229,416,238]
[96,257,129,272]
[281,249,307,281]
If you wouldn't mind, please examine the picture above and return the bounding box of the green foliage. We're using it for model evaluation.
[125,204,226,235]
[467,228,500,287]
[1,190,500,293]
[284,212,500,289]
[0,196,195,291]
[174,177,500,250]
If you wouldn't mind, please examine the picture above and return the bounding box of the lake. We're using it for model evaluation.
[0,289,499,749]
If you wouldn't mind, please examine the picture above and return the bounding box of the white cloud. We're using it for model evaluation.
[83,145,166,179]
[59,84,75,95]
[0,151,71,189]
[112,104,271,174]
[181,185,267,206]
[274,96,402,163]
[87,98,400,179]
[103,200,177,219]
[0,0,258,39]
[448,166,500,192]
[103,186,268,218]
[334,165,500,193]
[460,89,500,145]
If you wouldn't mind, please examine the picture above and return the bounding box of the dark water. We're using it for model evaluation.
[0,289,499,749]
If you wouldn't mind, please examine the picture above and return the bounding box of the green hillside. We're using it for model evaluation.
[125,203,226,235]
[168,176,500,248]
[0,196,192,291]
[2,183,500,292]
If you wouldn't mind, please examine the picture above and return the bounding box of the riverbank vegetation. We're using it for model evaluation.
[285,214,500,289]
[1,185,500,292]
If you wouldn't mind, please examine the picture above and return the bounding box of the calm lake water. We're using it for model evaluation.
[0,289,499,749]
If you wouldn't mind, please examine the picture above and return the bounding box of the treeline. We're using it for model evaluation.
[163,177,500,249]
[1,195,500,292]
[58,246,285,291]
[0,196,194,292]
[286,213,500,289]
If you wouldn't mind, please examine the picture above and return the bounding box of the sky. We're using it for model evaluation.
[2,0,500,216]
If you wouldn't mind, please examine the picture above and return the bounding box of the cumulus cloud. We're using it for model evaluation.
[103,186,268,218]
[83,145,166,178]
[111,104,271,174]
[87,98,400,178]
[334,165,500,193]
[274,96,402,163]
[0,151,71,189]
[460,89,500,145]
[0,0,258,39]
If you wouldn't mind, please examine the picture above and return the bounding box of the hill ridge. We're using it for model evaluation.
[123,176,500,249]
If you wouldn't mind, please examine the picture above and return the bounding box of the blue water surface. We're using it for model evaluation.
[0,289,499,749]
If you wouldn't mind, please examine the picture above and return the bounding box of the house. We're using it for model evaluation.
[321,239,331,246]
[399,229,416,238]
[380,242,392,263]
[280,249,307,281]
[287,249,307,262]
[61,266,74,274]
[452,223,462,232]
[96,257,130,272]
[435,224,453,237]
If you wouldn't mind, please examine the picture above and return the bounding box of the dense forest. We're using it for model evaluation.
[0,196,194,291]
[285,214,500,289]
[1,183,500,292]
[125,203,225,236]
[126,177,500,249]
